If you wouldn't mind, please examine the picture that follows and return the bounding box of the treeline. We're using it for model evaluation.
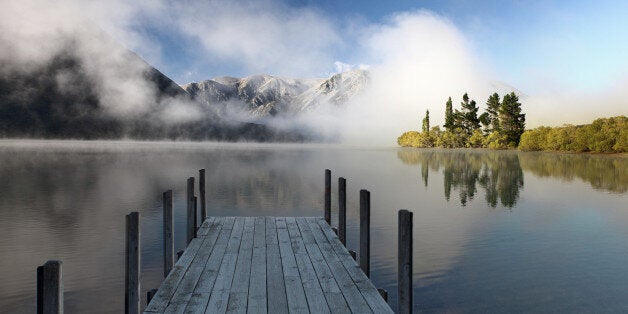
[398,92,525,149]
[519,116,627,153]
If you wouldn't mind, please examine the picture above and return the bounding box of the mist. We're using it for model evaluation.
[1,0,625,144]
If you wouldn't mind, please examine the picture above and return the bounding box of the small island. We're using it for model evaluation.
[398,92,626,153]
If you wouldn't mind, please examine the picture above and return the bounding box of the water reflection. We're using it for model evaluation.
[519,152,627,193]
[398,150,524,208]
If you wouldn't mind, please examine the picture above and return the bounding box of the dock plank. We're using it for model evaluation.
[226,217,255,313]
[305,217,373,313]
[286,217,330,313]
[145,216,211,313]
[204,217,245,313]
[146,217,392,314]
[316,218,393,314]
[266,217,288,314]
[247,217,267,313]
[276,217,309,313]
[296,218,350,313]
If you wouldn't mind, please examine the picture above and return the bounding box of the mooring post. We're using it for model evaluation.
[37,260,63,314]
[398,209,413,314]
[199,169,206,221]
[324,169,331,225]
[126,212,140,314]
[163,190,173,278]
[338,177,346,246]
[193,196,198,237]
[186,177,195,245]
[360,189,371,277]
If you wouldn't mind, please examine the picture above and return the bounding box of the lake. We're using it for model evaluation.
[0,140,626,313]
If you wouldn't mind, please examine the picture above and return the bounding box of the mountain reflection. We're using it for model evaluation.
[398,149,627,207]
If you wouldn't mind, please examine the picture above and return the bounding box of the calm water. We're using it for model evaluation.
[0,140,626,313]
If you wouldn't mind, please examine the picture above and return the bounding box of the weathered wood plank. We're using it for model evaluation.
[163,217,222,313]
[247,217,267,313]
[226,217,255,313]
[286,217,330,313]
[265,217,288,314]
[148,216,390,314]
[204,217,245,313]
[316,218,392,313]
[144,235,205,312]
[184,217,235,313]
[305,218,372,314]
[296,218,350,313]
[276,217,309,313]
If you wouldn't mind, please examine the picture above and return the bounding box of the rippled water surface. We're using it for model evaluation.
[0,140,626,312]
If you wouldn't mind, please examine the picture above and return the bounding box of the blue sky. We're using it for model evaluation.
[132,0,628,95]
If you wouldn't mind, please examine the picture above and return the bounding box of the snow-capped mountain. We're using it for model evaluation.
[182,69,370,117]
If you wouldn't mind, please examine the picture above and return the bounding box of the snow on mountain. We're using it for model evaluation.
[182,69,369,117]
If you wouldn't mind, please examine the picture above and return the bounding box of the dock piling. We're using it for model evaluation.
[193,196,198,237]
[338,177,346,246]
[360,189,371,277]
[398,209,413,314]
[324,169,331,225]
[125,212,140,314]
[186,177,195,244]
[163,190,173,278]
[37,260,63,314]
[199,169,207,221]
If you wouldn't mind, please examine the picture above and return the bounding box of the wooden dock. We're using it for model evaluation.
[144,216,392,313]
[36,169,413,313]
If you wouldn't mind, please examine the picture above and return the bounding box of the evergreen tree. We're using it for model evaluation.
[422,110,430,133]
[485,93,501,132]
[444,97,454,131]
[460,93,480,135]
[500,92,526,146]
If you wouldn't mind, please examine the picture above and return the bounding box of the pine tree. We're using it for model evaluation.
[422,110,430,133]
[444,97,454,131]
[460,93,480,135]
[499,92,526,146]
[485,93,501,132]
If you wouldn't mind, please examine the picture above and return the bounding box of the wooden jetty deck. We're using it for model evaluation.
[36,169,414,313]
[145,216,392,313]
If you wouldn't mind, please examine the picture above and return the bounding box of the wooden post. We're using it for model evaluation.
[193,196,198,237]
[398,209,413,314]
[199,169,207,221]
[324,169,331,225]
[186,177,195,245]
[37,260,63,314]
[126,212,140,314]
[163,190,173,278]
[360,189,370,277]
[338,177,346,246]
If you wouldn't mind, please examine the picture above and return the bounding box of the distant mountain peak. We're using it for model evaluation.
[182,70,370,117]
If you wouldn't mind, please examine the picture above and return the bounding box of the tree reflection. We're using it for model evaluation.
[398,150,523,208]
[399,149,627,207]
